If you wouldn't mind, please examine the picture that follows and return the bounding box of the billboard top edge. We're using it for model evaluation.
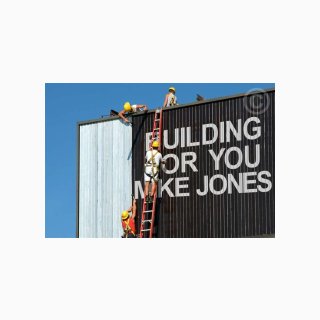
[77,87,275,126]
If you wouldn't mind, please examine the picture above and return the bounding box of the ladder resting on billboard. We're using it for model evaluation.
[139,109,163,238]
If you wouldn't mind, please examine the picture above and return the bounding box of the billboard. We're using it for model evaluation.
[132,89,275,237]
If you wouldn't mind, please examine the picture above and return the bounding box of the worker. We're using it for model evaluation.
[144,140,165,202]
[163,87,177,108]
[121,198,137,238]
[118,102,148,123]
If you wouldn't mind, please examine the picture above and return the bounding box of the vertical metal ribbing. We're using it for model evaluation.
[130,90,275,238]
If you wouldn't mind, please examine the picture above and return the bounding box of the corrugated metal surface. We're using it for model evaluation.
[78,120,132,237]
[132,90,275,237]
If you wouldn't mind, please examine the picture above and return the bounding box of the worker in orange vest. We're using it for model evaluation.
[118,102,148,124]
[121,198,137,238]
[163,87,177,108]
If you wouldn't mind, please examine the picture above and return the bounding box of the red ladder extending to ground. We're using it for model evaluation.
[139,108,163,238]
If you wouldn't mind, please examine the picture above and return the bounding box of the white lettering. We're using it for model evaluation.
[208,148,225,170]
[186,127,200,147]
[243,117,261,140]
[209,174,227,195]
[226,119,242,142]
[162,154,179,174]
[202,123,218,145]
[160,178,175,197]
[181,152,198,173]
[181,127,185,148]
[228,173,243,194]
[220,121,225,143]
[197,175,208,196]
[163,128,179,150]
[243,172,257,193]
[224,147,243,169]
[245,144,260,168]
[257,171,272,192]
[175,177,190,197]
[134,181,144,199]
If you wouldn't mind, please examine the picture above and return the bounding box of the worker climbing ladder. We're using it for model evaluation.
[139,108,163,238]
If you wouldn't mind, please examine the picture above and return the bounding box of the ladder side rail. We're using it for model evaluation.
[149,109,162,237]
[149,193,157,238]
[139,200,147,238]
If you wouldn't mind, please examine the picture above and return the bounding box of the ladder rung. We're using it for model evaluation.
[155,118,160,121]
[141,229,151,232]
[142,220,152,223]
[154,128,159,130]
[143,210,153,213]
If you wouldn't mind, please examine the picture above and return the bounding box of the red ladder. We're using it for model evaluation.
[139,108,163,238]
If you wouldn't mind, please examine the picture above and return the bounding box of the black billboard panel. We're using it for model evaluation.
[132,90,275,238]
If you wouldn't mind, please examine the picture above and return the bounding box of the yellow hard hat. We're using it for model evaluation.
[152,140,159,148]
[122,211,129,220]
[169,87,176,93]
[123,102,132,112]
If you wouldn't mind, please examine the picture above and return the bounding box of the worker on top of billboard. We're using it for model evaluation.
[163,87,178,108]
[118,102,148,124]
[121,198,137,238]
[144,140,165,202]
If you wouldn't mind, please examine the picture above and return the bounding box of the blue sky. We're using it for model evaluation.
[45,83,274,238]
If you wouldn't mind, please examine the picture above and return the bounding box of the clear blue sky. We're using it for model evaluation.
[45,83,274,238]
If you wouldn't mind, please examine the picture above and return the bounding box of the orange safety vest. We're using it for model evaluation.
[122,218,136,236]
